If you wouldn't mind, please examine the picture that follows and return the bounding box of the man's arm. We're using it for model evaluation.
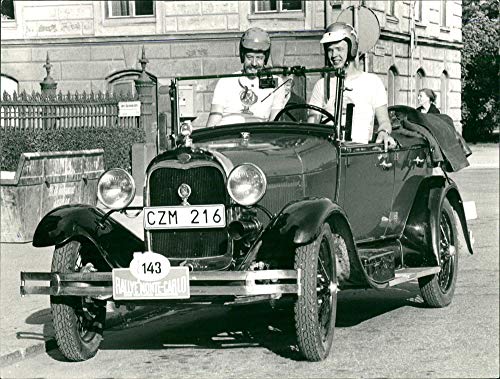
[307,113,320,123]
[374,105,396,151]
[269,108,281,121]
[206,104,224,127]
[307,79,324,123]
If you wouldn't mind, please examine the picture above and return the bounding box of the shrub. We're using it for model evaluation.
[0,127,145,171]
[462,0,500,142]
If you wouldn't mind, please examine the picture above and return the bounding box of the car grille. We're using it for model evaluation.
[148,165,228,260]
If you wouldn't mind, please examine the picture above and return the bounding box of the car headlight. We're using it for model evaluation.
[97,169,136,209]
[227,164,267,206]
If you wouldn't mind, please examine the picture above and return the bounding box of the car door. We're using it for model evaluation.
[338,142,395,242]
[384,135,430,237]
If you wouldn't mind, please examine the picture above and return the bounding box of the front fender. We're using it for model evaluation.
[267,197,347,246]
[248,197,372,289]
[33,204,144,268]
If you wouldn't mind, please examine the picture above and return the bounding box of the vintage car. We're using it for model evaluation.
[20,66,474,362]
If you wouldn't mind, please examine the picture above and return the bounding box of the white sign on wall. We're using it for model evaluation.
[118,101,141,117]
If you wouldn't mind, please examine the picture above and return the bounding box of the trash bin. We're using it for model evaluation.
[1,149,104,243]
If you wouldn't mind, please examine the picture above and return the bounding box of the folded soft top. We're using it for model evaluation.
[389,105,471,172]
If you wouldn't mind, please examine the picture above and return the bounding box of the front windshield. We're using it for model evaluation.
[168,67,332,131]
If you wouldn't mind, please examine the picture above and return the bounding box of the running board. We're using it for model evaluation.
[388,267,441,287]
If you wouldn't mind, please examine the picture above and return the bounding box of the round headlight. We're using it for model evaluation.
[227,164,267,206]
[97,169,136,209]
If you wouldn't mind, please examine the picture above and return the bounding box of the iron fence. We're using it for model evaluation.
[1,90,140,130]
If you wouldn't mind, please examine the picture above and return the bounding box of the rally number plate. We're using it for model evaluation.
[143,204,226,230]
[112,267,190,300]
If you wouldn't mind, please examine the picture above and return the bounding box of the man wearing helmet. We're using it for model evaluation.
[308,22,396,150]
[206,27,285,127]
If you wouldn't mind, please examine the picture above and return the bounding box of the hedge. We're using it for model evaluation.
[0,127,145,171]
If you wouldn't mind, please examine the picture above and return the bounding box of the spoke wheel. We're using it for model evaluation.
[294,223,337,361]
[50,241,106,361]
[418,199,459,307]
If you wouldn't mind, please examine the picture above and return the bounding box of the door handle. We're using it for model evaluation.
[412,156,425,167]
[377,153,393,170]
[378,160,393,170]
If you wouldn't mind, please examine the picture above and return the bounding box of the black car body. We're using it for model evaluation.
[21,67,474,362]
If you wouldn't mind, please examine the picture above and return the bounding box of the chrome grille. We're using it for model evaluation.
[148,165,228,260]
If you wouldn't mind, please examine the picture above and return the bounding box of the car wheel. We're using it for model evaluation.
[418,199,459,307]
[50,241,106,361]
[294,223,337,361]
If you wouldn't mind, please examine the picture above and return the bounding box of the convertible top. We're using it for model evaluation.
[389,105,471,172]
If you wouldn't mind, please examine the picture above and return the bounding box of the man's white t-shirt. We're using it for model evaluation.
[309,72,387,143]
[211,72,285,125]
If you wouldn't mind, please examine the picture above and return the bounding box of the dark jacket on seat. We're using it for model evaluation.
[417,103,440,114]
[389,105,471,172]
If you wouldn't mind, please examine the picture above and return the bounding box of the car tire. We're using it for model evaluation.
[50,241,106,361]
[418,199,459,308]
[294,223,337,361]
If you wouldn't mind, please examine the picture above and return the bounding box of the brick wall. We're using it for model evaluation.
[1,1,463,129]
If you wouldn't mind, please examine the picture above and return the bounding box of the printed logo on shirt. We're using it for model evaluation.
[238,78,258,114]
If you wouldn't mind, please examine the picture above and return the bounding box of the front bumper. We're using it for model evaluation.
[20,269,300,298]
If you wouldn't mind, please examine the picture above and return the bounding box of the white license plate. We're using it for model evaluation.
[143,204,226,230]
[112,267,190,300]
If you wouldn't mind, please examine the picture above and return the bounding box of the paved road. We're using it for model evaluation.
[2,167,498,378]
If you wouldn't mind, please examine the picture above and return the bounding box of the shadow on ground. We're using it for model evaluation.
[41,281,427,362]
[15,308,54,345]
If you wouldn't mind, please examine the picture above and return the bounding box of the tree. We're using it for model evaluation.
[461,0,500,142]
[1,0,15,20]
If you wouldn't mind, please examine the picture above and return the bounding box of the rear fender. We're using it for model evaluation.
[403,176,473,266]
[33,204,144,268]
[430,179,474,256]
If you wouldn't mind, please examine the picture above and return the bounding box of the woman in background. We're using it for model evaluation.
[417,88,440,114]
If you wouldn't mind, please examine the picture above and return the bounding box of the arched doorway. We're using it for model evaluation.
[387,65,399,106]
[106,68,159,134]
[1,73,18,97]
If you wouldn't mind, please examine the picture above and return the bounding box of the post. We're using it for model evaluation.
[169,79,179,135]
[134,46,156,145]
[133,46,157,190]
[353,4,359,69]
[39,53,58,129]
[40,52,57,96]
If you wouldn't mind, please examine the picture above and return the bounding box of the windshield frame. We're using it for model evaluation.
[169,66,346,137]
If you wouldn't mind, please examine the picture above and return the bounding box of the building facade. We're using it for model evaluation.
[1,0,462,129]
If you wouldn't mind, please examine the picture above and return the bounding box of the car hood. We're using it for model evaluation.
[197,132,335,177]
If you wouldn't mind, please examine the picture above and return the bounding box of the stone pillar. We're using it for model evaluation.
[134,46,156,144]
[39,53,57,128]
[132,46,157,189]
[40,52,57,96]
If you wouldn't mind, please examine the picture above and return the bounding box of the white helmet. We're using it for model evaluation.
[320,22,359,60]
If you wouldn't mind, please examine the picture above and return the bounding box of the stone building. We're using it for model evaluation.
[1,0,462,129]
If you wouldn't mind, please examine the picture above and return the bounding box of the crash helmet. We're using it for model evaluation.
[320,22,358,61]
[239,27,271,64]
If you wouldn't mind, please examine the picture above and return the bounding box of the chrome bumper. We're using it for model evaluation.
[20,269,300,297]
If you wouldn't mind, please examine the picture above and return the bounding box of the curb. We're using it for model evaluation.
[0,305,171,368]
[0,340,58,369]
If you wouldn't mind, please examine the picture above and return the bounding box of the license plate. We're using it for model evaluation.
[112,267,190,300]
[143,204,225,230]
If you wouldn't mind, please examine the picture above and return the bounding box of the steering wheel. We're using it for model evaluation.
[273,103,336,125]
